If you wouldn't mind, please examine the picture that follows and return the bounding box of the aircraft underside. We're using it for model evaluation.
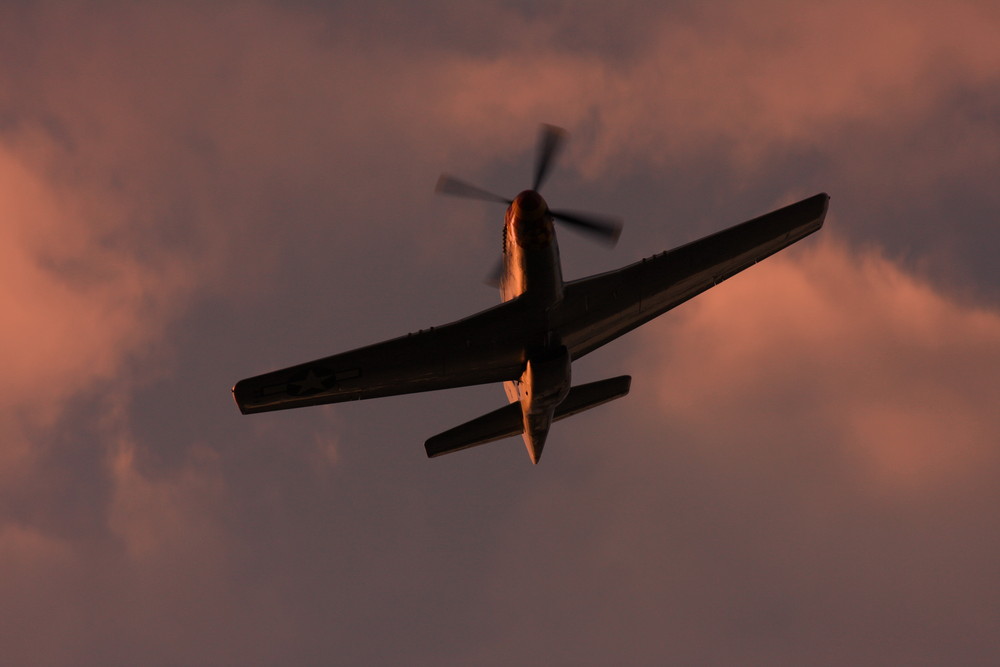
[233,125,828,464]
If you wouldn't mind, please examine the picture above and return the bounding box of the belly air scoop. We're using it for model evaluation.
[517,346,571,463]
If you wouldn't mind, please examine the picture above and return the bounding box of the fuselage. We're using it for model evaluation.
[500,190,570,463]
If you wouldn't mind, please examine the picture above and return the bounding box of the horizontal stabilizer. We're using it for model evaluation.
[425,375,631,458]
[551,374,631,423]
[425,403,523,458]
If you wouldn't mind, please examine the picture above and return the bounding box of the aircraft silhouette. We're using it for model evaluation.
[234,125,828,463]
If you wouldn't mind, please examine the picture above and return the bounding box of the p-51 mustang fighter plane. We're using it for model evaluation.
[234,125,828,463]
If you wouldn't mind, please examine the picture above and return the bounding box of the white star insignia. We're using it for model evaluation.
[296,369,327,392]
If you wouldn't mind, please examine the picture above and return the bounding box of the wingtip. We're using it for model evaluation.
[815,192,831,222]
[232,380,253,415]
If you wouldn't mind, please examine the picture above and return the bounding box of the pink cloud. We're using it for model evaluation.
[0,3,998,663]
[0,143,195,477]
[419,2,1000,180]
[473,235,1000,664]
[628,235,1000,493]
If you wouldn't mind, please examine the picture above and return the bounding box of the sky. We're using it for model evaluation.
[2,1,999,664]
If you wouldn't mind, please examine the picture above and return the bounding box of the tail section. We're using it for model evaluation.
[425,375,631,459]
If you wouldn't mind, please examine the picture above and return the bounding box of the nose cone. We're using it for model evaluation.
[509,190,553,249]
[512,190,546,219]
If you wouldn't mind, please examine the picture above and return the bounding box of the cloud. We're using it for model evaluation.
[631,236,1000,492]
[0,141,196,485]
[473,236,1000,664]
[403,1,1000,181]
[0,2,998,664]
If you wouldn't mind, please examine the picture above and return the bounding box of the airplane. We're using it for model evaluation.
[233,125,829,464]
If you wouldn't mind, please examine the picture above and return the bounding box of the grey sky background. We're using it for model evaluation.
[2,2,999,664]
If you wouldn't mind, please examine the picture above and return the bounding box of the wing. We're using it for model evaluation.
[233,297,533,414]
[556,193,829,359]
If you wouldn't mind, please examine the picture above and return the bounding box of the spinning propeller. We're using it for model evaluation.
[436,124,623,245]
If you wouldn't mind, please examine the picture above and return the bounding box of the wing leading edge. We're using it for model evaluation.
[233,296,537,414]
[234,193,827,416]
[556,193,829,359]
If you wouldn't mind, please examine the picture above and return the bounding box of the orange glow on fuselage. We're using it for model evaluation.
[510,190,552,248]
[500,190,563,306]
[500,190,568,463]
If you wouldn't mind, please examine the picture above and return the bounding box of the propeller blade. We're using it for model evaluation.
[483,257,505,288]
[550,209,623,246]
[435,175,511,204]
[532,124,567,192]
